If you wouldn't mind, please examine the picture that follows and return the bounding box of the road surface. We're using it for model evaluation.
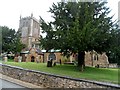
[0,79,31,89]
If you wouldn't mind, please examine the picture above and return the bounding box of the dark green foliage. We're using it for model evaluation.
[1,26,26,53]
[106,29,120,65]
[40,1,119,68]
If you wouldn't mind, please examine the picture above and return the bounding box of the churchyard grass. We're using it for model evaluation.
[7,59,14,62]
[4,62,119,84]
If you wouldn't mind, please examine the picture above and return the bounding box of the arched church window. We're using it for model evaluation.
[94,55,96,60]
[48,53,56,60]
[96,54,98,61]
[93,54,98,61]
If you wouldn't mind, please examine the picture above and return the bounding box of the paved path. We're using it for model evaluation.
[0,79,26,88]
[0,73,42,89]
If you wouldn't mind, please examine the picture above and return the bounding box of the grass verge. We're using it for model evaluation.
[4,62,119,84]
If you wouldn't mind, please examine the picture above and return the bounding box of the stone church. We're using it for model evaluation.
[18,14,43,62]
[18,13,40,49]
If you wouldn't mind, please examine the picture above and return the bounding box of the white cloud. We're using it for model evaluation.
[106,0,120,21]
[0,0,60,30]
[0,0,119,31]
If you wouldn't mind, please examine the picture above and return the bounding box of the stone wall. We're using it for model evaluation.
[44,51,109,67]
[44,52,76,64]
[85,51,109,67]
[108,63,118,68]
[1,64,120,89]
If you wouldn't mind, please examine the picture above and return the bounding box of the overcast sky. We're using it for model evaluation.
[0,0,119,31]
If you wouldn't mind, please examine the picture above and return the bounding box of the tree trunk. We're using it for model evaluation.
[78,51,85,71]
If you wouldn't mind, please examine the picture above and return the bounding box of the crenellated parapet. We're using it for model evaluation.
[18,13,40,49]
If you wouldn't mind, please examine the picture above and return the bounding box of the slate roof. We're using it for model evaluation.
[36,49,43,54]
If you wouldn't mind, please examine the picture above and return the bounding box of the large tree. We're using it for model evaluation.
[1,26,25,54]
[40,1,118,71]
[106,28,120,65]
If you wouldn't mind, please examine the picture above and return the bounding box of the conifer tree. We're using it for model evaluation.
[40,1,118,71]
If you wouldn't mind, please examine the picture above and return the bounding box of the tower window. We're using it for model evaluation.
[32,44,34,47]
[94,55,96,60]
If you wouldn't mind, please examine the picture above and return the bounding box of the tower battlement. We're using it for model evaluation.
[18,14,40,49]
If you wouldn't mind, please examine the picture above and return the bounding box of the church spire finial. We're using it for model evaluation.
[31,13,33,17]
[20,15,22,20]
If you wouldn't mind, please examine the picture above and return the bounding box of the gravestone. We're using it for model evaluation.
[4,56,8,62]
[47,58,53,67]
[18,56,22,62]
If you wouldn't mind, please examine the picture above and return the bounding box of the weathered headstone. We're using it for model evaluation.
[18,56,22,62]
[4,56,8,62]
[47,58,53,67]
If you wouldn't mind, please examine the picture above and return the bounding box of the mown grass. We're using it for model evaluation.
[4,62,119,84]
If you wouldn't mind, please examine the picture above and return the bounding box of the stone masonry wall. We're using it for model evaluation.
[85,52,109,67]
[0,64,120,89]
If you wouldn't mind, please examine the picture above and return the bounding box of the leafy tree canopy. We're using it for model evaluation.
[40,1,119,67]
[0,26,26,54]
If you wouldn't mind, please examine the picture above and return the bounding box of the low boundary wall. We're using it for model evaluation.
[0,64,120,89]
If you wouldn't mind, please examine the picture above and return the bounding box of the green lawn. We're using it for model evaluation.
[4,62,119,84]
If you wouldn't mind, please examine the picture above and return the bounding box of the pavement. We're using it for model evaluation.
[0,79,25,88]
[0,73,42,89]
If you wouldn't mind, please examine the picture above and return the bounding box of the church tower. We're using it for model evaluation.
[18,14,40,49]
